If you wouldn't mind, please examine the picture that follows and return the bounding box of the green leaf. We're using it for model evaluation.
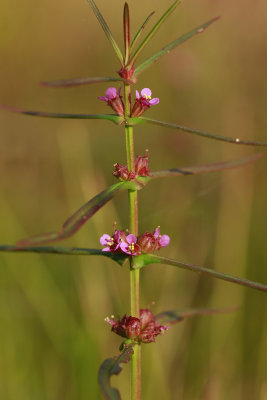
[132,254,267,292]
[129,0,181,66]
[140,117,267,146]
[149,153,263,179]
[40,76,125,88]
[130,11,155,50]
[134,17,220,76]
[0,105,123,125]
[0,245,128,266]
[98,345,134,400]
[123,3,131,65]
[155,307,237,325]
[16,181,144,246]
[87,0,124,65]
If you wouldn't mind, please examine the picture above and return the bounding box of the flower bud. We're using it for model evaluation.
[117,66,135,81]
[135,151,150,177]
[137,232,156,253]
[139,309,154,329]
[111,315,141,339]
[113,163,134,180]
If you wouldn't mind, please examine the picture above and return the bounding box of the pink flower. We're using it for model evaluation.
[98,87,124,116]
[131,88,159,117]
[119,234,141,256]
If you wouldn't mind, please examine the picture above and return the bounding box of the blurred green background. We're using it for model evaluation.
[0,0,267,398]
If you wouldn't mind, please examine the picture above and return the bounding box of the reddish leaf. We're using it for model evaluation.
[98,345,134,400]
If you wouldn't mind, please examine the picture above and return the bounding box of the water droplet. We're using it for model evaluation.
[235,138,240,142]
[197,28,204,33]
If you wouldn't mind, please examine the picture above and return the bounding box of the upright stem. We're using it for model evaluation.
[124,83,141,400]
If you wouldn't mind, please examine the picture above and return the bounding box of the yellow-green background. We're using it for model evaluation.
[0,0,267,398]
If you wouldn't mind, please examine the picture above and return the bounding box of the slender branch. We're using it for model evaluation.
[124,83,141,400]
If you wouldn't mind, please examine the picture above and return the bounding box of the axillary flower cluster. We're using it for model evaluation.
[100,227,170,256]
[99,87,159,117]
[106,309,169,344]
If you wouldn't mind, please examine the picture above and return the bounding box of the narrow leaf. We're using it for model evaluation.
[129,0,181,66]
[98,345,134,400]
[123,3,130,65]
[87,0,124,65]
[134,17,220,76]
[16,182,126,246]
[155,307,237,325]
[0,105,123,125]
[133,254,267,292]
[0,245,128,266]
[140,117,267,146]
[16,180,143,246]
[40,76,125,88]
[149,153,263,179]
[130,11,155,50]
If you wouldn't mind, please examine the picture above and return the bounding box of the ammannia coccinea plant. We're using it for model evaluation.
[1,1,267,399]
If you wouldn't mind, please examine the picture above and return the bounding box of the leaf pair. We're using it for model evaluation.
[1,244,267,292]
[3,104,267,147]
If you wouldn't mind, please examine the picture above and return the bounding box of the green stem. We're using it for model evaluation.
[124,83,141,400]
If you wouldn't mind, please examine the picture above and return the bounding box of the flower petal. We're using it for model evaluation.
[100,234,111,246]
[141,88,152,98]
[126,234,137,244]
[149,98,160,105]
[102,247,111,252]
[120,241,130,254]
[105,87,117,99]
[153,227,160,238]
[135,90,140,99]
[159,235,170,247]
[98,96,108,102]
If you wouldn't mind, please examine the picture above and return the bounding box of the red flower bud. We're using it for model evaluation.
[137,232,156,253]
[117,66,136,81]
[139,309,155,329]
[135,151,150,177]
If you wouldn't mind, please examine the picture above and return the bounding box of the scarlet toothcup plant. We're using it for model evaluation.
[1,1,267,400]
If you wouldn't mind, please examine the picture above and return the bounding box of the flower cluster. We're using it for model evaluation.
[100,226,170,256]
[106,309,169,344]
[99,87,159,117]
[113,151,150,181]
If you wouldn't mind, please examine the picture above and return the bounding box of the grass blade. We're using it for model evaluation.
[134,17,220,76]
[130,11,155,50]
[41,76,125,88]
[0,105,123,125]
[98,346,134,400]
[87,0,124,65]
[140,117,267,146]
[0,245,127,266]
[149,153,263,179]
[129,0,181,66]
[123,3,130,64]
[137,254,267,292]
